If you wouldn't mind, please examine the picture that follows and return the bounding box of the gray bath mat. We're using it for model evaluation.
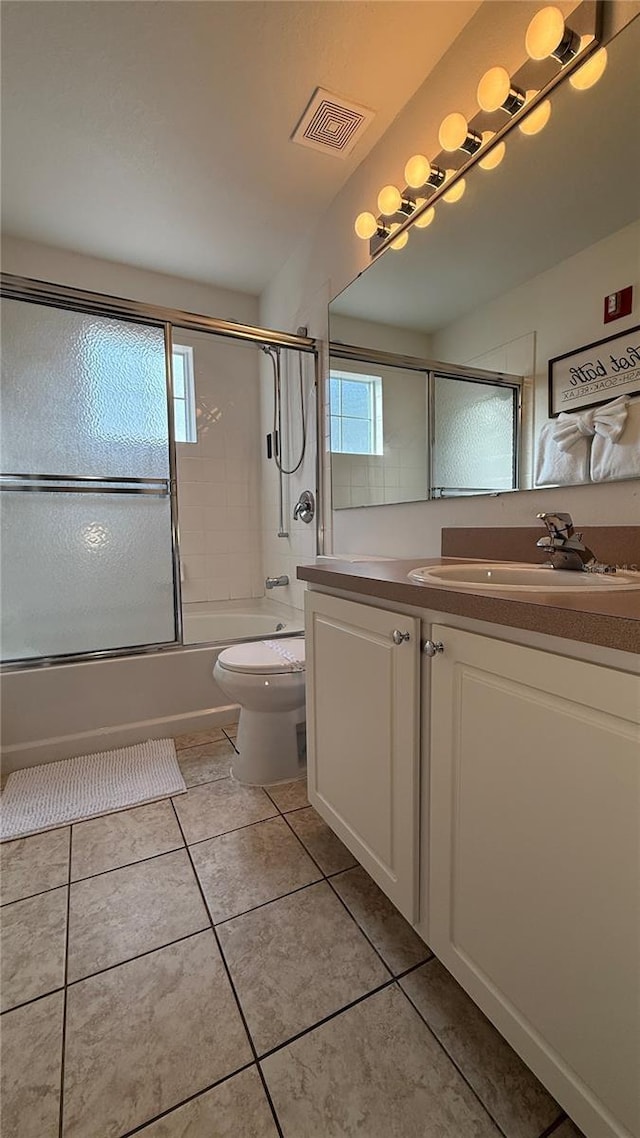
[0,739,186,841]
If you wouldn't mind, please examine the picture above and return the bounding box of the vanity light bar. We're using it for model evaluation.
[354,0,602,257]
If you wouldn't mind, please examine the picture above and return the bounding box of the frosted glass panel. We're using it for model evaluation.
[433,376,515,496]
[0,492,175,660]
[1,299,169,478]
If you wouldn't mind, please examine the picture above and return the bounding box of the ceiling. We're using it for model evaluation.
[1,0,480,295]
[331,17,640,336]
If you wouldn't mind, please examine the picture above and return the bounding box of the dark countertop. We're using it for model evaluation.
[297,557,640,656]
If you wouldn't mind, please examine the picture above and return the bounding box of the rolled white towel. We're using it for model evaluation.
[534,419,591,487]
[591,395,640,482]
[554,394,630,450]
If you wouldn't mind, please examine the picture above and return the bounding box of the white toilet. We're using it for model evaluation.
[213,637,306,785]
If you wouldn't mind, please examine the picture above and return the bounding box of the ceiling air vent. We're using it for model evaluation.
[291,87,375,158]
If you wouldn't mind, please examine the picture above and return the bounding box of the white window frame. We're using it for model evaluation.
[329,369,383,456]
[172,344,197,444]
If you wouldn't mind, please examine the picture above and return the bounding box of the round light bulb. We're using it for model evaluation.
[442,178,466,204]
[389,223,408,251]
[569,46,608,90]
[404,154,431,189]
[354,211,378,240]
[377,184,402,216]
[413,205,435,229]
[519,98,551,136]
[525,6,565,60]
[438,112,469,152]
[477,66,512,112]
[478,140,506,170]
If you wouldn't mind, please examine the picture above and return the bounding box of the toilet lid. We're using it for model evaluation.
[218,637,306,675]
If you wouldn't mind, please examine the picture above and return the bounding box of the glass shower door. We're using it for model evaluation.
[0,298,178,663]
[431,372,519,497]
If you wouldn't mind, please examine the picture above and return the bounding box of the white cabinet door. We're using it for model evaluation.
[429,624,640,1138]
[305,591,420,920]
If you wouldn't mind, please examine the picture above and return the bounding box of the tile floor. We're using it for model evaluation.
[0,725,586,1138]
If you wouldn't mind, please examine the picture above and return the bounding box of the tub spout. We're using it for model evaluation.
[265,575,289,589]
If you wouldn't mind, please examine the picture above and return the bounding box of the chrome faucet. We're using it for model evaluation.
[536,512,612,572]
[265,575,289,589]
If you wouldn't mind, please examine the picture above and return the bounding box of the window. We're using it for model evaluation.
[329,370,383,455]
[172,344,197,443]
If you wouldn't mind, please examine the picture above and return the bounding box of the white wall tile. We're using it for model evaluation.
[205,529,231,555]
[179,531,206,556]
[206,554,229,580]
[182,554,207,580]
[229,572,252,600]
[226,482,250,508]
[227,530,255,554]
[181,578,209,603]
[207,579,231,601]
[203,507,229,533]
[178,506,205,533]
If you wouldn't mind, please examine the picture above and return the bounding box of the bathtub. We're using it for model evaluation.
[1,600,304,774]
[183,601,303,645]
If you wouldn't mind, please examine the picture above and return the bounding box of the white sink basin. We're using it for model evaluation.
[408,562,640,592]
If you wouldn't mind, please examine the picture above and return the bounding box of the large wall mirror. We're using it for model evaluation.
[329,15,640,510]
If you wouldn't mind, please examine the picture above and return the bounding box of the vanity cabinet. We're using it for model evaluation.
[428,624,640,1138]
[303,578,640,1138]
[304,591,420,920]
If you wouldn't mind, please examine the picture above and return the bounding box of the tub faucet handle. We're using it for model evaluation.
[293,490,315,524]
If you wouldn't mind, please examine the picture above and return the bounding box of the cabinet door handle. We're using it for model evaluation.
[391,629,411,645]
[423,639,444,657]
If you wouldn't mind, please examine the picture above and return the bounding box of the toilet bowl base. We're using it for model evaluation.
[233,706,306,786]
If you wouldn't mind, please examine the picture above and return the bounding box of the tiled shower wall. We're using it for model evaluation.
[176,329,263,603]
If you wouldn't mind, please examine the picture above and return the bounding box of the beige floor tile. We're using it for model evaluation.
[551,1123,586,1138]
[400,959,561,1138]
[191,816,320,923]
[262,985,500,1138]
[71,800,183,880]
[136,1068,279,1137]
[173,779,277,845]
[331,865,431,975]
[63,930,252,1138]
[177,740,235,787]
[266,778,309,813]
[173,728,227,749]
[218,881,389,1053]
[67,849,209,981]
[0,826,70,905]
[286,807,357,875]
[1,886,67,1011]
[0,990,64,1138]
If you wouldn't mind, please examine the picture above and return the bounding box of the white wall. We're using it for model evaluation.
[1,235,259,325]
[259,0,640,558]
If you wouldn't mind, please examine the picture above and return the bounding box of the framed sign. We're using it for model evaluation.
[548,325,640,418]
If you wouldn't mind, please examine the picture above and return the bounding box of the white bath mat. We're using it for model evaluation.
[0,739,186,841]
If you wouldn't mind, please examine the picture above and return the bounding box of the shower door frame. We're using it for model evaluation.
[328,341,523,503]
[1,273,319,671]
